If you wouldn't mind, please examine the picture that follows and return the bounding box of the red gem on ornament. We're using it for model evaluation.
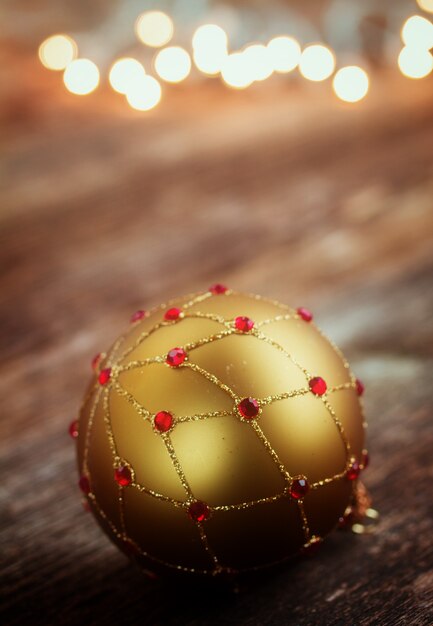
[154,411,174,433]
[297,307,313,322]
[130,309,146,323]
[98,367,112,385]
[68,419,79,439]
[355,378,365,396]
[164,307,182,321]
[237,397,260,419]
[309,376,327,396]
[91,353,102,371]
[114,464,132,487]
[289,476,309,499]
[166,347,187,367]
[209,283,227,295]
[188,500,210,522]
[361,450,369,470]
[234,316,254,332]
[78,474,90,495]
[347,458,361,481]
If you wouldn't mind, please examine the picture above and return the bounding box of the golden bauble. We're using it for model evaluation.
[76,287,367,576]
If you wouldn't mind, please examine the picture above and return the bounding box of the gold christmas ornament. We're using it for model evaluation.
[74,286,368,576]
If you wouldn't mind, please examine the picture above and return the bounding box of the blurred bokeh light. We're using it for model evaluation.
[242,44,273,82]
[125,75,162,110]
[192,24,228,75]
[135,11,174,48]
[109,58,146,94]
[221,52,253,89]
[63,59,99,95]
[416,0,433,12]
[154,46,191,83]
[398,46,433,79]
[332,66,369,102]
[299,44,336,81]
[38,34,77,71]
[267,36,301,73]
[401,15,433,48]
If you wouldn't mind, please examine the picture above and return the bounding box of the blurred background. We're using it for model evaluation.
[1,1,433,625]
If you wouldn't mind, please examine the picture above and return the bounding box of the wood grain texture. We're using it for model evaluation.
[1,51,433,625]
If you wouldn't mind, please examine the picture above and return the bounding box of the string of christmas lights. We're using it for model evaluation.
[38,3,433,112]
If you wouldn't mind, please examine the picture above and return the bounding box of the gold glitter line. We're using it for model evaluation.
[259,388,310,406]
[102,386,118,459]
[321,396,352,456]
[213,492,286,511]
[111,379,151,419]
[184,361,238,401]
[182,290,214,310]
[182,311,229,325]
[310,470,347,489]
[82,385,102,473]
[183,328,235,352]
[106,335,129,368]
[118,322,170,363]
[75,380,99,446]
[161,433,194,499]
[316,324,366,423]
[88,493,126,541]
[130,482,185,506]
[258,382,355,408]
[116,356,165,373]
[297,500,311,542]
[118,485,126,535]
[331,381,357,392]
[252,330,311,378]
[79,382,98,415]
[250,420,292,483]
[255,313,297,327]
[240,290,291,312]
[176,410,234,423]
[197,523,220,568]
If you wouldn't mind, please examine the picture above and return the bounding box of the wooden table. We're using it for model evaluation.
[1,55,433,624]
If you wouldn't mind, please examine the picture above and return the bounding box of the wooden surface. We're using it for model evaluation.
[1,54,433,625]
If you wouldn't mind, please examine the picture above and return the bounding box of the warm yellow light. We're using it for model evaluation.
[299,44,336,81]
[401,15,433,48]
[417,0,433,14]
[38,34,77,71]
[267,36,301,73]
[63,59,99,95]
[192,24,228,75]
[332,66,369,103]
[125,75,162,111]
[109,58,146,94]
[221,52,253,89]
[398,45,433,78]
[135,11,173,48]
[242,44,273,82]
[193,47,228,75]
[154,46,191,83]
[192,24,228,50]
